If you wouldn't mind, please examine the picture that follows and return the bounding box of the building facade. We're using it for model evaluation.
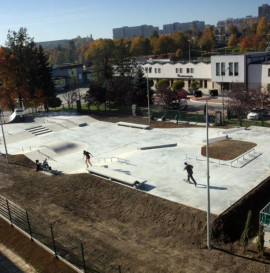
[140,60,214,93]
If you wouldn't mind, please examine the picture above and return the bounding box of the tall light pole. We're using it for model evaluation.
[188,40,191,63]
[206,98,211,249]
[146,67,150,124]
[0,110,9,163]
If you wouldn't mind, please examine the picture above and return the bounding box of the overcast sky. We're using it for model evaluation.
[0,0,268,45]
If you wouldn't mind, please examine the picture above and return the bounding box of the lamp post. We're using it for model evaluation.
[0,109,9,163]
[188,40,191,63]
[205,98,211,249]
[146,67,150,124]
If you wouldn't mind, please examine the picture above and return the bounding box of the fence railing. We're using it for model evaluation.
[260,202,270,229]
[0,195,132,273]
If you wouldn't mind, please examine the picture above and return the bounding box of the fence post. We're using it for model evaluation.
[81,243,86,273]
[6,199,12,225]
[50,224,57,258]
[118,265,122,273]
[26,210,33,240]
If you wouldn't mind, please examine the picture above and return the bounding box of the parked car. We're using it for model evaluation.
[167,99,188,110]
[194,90,202,97]
[176,90,188,99]
[247,108,268,120]
[209,89,218,96]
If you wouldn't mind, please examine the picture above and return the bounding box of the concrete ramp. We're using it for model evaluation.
[3,108,25,124]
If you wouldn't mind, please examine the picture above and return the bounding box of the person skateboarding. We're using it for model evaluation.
[83,150,93,167]
[183,162,197,186]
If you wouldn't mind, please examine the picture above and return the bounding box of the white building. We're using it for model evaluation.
[140,60,216,93]
[211,52,270,93]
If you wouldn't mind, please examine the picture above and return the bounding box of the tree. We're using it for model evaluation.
[199,27,215,52]
[190,80,199,91]
[62,90,77,109]
[156,79,170,89]
[257,17,268,37]
[130,36,151,56]
[153,35,176,55]
[172,32,188,53]
[131,66,151,106]
[226,23,239,36]
[172,80,184,91]
[83,84,107,111]
[240,210,252,253]
[256,223,264,257]
[156,84,175,109]
[227,34,238,49]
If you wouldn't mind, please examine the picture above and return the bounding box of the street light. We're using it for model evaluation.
[188,40,191,63]
[221,66,229,125]
[146,67,150,124]
[205,98,211,249]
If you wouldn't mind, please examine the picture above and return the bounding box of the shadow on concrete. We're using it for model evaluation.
[196,184,227,190]
[0,251,24,273]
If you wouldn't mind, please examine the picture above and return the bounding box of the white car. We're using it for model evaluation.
[247,108,267,120]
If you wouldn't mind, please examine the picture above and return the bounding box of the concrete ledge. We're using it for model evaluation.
[88,166,146,188]
[139,143,177,150]
[117,122,150,130]
[202,135,228,144]
[222,127,246,135]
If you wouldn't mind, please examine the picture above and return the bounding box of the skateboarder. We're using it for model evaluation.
[183,162,197,186]
[83,150,93,167]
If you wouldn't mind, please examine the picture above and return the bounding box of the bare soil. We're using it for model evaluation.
[0,115,269,273]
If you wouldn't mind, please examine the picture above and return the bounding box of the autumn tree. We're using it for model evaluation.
[257,17,268,37]
[226,23,239,36]
[156,84,175,109]
[199,27,215,52]
[227,34,238,49]
[153,35,175,55]
[130,36,151,56]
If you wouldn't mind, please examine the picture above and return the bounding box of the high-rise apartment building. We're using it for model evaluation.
[113,25,159,39]
[113,21,205,39]
[258,4,270,19]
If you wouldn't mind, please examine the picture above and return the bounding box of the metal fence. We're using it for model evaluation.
[0,195,132,273]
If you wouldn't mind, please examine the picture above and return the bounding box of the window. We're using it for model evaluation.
[186,68,190,73]
[268,68,270,77]
[188,80,191,88]
[149,67,152,73]
[158,68,161,73]
[145,67,148,73]
[229,62,233,76]
[221,62,226,75]
[176,68,178,73]
[155,68,157,73]
[234,62,239,76]
[200,80,203,88]
[216,63,220,76]
[180,68,183,73]
[191,68,194,73]
[204,80,208,88]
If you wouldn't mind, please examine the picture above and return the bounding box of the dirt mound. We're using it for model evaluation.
[201,139,257,161]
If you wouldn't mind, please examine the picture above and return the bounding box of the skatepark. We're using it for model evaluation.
[1,111,270,216]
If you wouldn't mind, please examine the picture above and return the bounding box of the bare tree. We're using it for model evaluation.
[62,90,77,109]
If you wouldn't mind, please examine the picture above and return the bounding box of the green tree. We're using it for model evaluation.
[190,80,199,91]
[172,80,184,91]
[156,79,170,89]
[131,66,152,106]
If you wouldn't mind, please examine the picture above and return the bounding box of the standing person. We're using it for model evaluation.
[183,162,197,186]
[83,150,93,167]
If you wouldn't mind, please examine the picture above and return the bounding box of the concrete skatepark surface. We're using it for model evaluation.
[1,112,270,216]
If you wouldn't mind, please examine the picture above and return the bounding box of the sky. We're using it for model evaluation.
[0,0,268,46]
